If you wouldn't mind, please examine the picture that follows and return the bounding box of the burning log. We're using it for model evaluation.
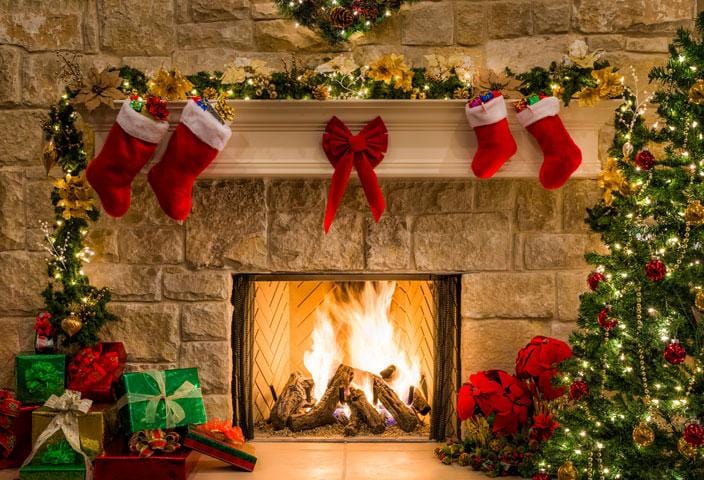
[372,375,418,433]
[344,386,385,437]
[270,372,315,430]
[411,388,431,416]
[380,364,397,381]
[288,364,354,432]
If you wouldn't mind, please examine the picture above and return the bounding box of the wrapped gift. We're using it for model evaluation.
[94,439,199,480]
[15,353,66,404]
[0,389,39,469]
[19,440,85,480]
[31,402,117,460]
[183,421,257,472]
[67,343,127,403]
[118,368,206,433]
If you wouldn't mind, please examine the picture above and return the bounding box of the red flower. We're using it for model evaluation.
[33,312,53,337]
[645,258,666,282]
[492,373,532,436]
[634,150,655,170]
[533,474,550,480]
[568,379,589,401]
[516,336,572,400]
[530,413,559,442]
[587,271,606,291]
[684,423,704,447]
[146,95,169,121]
[597,307,618,331]
[457,370,513,420]
[664,340,686,365]
[457,383,478,420]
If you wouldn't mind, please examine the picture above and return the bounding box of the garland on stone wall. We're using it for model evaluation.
[38,42,621,351]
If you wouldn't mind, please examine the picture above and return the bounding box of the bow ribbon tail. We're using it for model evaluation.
[353,154,385,222]
[324,154,354,234]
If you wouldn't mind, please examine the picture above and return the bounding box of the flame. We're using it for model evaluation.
[303,281,421,408]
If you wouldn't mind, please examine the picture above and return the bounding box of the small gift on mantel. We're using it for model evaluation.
[117,368,206,433]
[94,431,200,480]
[0,389,40,469]
[19,440,86,480]
[183,420,257,472]
[67,342,127,403]
[21,391,94,480]
[15,353,66,404]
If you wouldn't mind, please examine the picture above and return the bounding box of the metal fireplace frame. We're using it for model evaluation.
[230,273,461,441]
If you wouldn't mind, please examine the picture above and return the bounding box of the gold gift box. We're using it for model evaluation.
[31,403,118,460]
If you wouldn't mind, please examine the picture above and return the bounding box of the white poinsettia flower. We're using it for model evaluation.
[568,39,589,59]
[221,63,247,84]
[315,55,359,76]
[565,39,605,69]
[425,54,452,81]
[249,59,272,76]
[454,56,474,84]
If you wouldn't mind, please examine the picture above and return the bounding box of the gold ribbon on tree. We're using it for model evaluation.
[22,390,94,480]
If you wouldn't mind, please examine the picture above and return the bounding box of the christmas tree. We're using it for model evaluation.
[537,14,704,480]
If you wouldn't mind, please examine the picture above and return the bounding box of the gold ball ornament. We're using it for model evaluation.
[632,421,655,447]
[685,200,704,225]
[678,436,698,460]
[689,79,704,105]
[695,290,704,312]
[61,314,83,337]
[557,461,578,480]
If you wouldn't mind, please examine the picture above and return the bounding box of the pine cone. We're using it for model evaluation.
[329,6,355,28]
[312,85,330,100]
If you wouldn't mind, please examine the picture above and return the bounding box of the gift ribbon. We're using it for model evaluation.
[118,370,202,429]
[321,116,387,233]
[201,419,245,445]
[128,429,180,457]
[67,344,121,392]
[21,390,93,480]
[0,389,20,459]
[24,361,62,399]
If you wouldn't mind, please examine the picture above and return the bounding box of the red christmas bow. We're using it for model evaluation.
[201,419,245,445]
[322,116,388,233]
[67,343,122,392]
[0,389,20,459]
[128,429,181,458]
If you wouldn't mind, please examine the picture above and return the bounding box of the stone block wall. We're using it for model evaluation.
[0,1,698,417]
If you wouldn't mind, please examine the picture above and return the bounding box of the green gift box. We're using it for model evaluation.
[19,441,86,480]
[118,368,207,433]
[15,353,66,404]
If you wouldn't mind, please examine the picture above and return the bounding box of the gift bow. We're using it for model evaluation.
[39,440,77,465]
[121,370,201,429]
[322,116,388,233]
[128,429,180,458]
[22,390,94,480]
[201,419,245,445]
[25,361,62,398]
[68,344,121,391]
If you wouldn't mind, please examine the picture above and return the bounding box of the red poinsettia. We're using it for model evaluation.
[34,312,53,337]
[533,474,550,480]
[515,336,572,400]
[597,307,618,331]
[457,370,512,420]
[492,371,532,436]
[529,413,559,442]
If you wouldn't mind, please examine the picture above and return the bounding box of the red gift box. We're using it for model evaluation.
[0,404,39,469]
[94,441,200,480]
[184,423,257,472]
[67,342,127,403]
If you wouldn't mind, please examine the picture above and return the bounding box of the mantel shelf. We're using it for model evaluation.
[86,99,618,179]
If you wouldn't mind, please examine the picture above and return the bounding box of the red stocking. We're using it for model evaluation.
[86,102,169,217]
[465,94,517,179]
[147,100,232,221]
[516,96,582,189]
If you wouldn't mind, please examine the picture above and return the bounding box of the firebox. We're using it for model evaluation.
[230,275,461,441]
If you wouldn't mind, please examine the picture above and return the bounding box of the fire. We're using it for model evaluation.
[303,281,421,410]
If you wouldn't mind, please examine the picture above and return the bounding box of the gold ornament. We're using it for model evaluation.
[148,68,194,100]
[202,87,218,99]
[597,157,634,205]
[367,54,413,92]
[689,79,704,105]
[61,314,83,337]
[453,87,470,99]
[685,200,704,225]
[410,87,427,100]
[488,438,503,452]
[71,67,125,111]
[678,436,698,460]
[53,173,95,220]
[42,140,58,175]
[312,84,330,101]
[632,421,655,447]
[695,290,704,312]
[213,95,235,123]
[557,461,578,480]
[575,67,624,107]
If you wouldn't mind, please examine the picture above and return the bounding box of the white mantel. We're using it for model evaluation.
[89,100,617,178]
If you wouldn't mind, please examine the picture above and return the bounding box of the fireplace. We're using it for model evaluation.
[230,275,461,441]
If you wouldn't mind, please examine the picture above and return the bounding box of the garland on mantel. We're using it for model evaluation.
[37,42,622,351]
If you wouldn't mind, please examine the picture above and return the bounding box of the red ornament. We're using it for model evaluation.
[515,336,572,401]
[684,423,704,447]
[533,474,550,480]
[587,271,606,291]
[664,340,686,365]
[597,307,618,331]
[322,116,387,233]
[645,258,666,282]
[145,95,169,121]
[33,312,53,338]
[634,150,655,170]
[569,379,589,401]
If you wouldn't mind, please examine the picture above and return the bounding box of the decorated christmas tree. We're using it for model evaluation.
[537,14,704,480]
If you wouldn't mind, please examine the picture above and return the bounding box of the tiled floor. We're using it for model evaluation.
[0,442,492,480]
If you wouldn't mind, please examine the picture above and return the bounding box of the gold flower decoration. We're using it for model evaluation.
[475,68,521,95]
[576,67,624,107]
[53,173,95,220]
[367,54,413,92]
[148,68,194,100]
[597,157,632,205]
[689,79,704,105]
[71,67,125,111]
[685,200,704,225]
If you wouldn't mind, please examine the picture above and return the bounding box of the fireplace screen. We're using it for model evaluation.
[231,275,460,441]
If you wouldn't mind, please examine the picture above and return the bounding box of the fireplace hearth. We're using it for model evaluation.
[231,275,461,441]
